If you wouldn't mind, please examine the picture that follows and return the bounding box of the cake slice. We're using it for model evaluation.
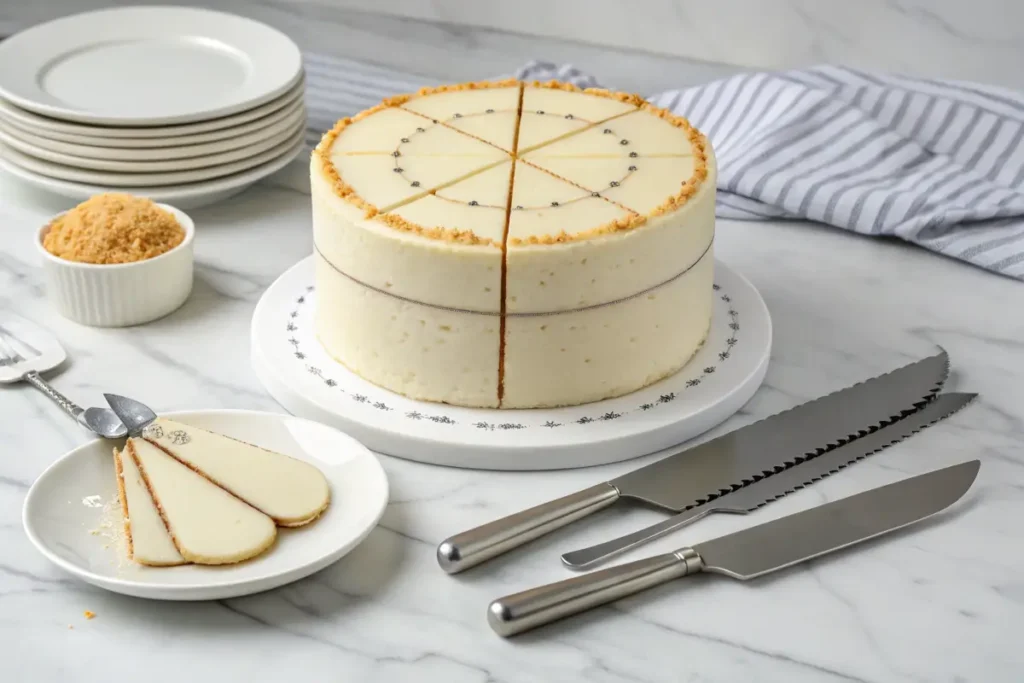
[329,154,507,213]
[516,84,639,154]
[387,160,513,246]
[400,84,521,153]
[113,447,186,566]
[506,161,635,246]
[523,156,699,215]
[526,108,696,157]
[516,111,591,156]
[127,438,276,565]
[141,417,330,527]
[330,106,502,155]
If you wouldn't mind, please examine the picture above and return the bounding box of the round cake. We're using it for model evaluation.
[311,79,715,409]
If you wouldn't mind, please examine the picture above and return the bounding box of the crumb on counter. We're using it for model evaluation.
[42,193,185,265]
[84,611,95,620]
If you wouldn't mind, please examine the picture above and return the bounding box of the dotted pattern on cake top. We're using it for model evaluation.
[312,79,710,246]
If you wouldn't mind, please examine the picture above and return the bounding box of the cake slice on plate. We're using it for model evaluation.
[113,446,186,566]
[141,418,330,527]
[126,438,277,565]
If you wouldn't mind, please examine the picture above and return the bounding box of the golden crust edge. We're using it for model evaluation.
[523,79,647,108]
[376,211,502,248]
[314,79,711,246]
[409,78,521,97]
[112,448,135,562]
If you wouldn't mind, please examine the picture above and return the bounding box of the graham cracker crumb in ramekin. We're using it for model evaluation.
[43,194,184,265]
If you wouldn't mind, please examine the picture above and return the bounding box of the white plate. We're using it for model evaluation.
[0,7,302,125]
[251,256,772,470]
[0,115,306,172]
[0,99,305,159]
[22,410,389,601]
[0,77,305,143]
[0,137,307,209]
[0,128,305,186]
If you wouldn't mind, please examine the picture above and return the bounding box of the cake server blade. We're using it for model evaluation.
[488,459,980,637]
[561,391,976,568]
[104,393,158,437]
[437,350,949,574]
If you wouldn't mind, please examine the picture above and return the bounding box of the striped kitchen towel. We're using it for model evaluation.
[301,53,1024,280]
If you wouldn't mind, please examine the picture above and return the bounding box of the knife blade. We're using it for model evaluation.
[437,350,949,574]
[103,393,158,437]
[488,459,980,637]
[561,391,976,569]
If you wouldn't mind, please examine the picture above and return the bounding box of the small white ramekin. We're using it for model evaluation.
[36,203,195,327]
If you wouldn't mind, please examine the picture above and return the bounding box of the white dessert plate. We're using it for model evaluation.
[0,77,305,143]
[251,256,772,471]
[0,128,305,187]
[0,137,307,209]
[0,7,302,125]
[23,410,389,601]
[0,99,305,160]
[0,115,305,172]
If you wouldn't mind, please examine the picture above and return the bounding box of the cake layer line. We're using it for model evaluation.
[313,238,713,318]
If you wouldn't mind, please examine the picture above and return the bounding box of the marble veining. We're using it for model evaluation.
[0,10,1023,672]
[3,163,1023,680]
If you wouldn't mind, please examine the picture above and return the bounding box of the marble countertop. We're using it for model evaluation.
[3,159,1024,681]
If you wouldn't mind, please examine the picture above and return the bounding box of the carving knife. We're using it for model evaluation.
[104,393,158,437]
[488,459,981,637]
[561,391,976,569]
[437,350,949,574]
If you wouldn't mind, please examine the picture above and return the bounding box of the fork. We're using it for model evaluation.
[0,325,127,439]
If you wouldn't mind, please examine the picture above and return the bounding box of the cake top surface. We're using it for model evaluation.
[313,79,709,248]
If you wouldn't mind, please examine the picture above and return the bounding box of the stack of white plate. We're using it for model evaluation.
[0,7,306,208]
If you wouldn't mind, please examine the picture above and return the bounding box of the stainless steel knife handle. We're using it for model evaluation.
[561,504,717,569]
[488,547,704,637]
[437,484,620,574]
[22,370,85,423]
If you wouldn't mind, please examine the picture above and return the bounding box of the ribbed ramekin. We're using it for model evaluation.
[36,203,194,327]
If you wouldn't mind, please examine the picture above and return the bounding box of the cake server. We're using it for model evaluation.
[437,350,949,574]
[103,393,158,437]
[488,459,981,637]
[0,315,127,439]
[561,391,976,569]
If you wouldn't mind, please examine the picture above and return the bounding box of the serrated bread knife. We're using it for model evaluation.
[437,350,949,574]
[561,391,975,569]
[488,459,980,637]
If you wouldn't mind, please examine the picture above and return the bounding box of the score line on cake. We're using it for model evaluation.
[309,79,717,410]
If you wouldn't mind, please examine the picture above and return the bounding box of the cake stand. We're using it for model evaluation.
[251,256,771,470]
